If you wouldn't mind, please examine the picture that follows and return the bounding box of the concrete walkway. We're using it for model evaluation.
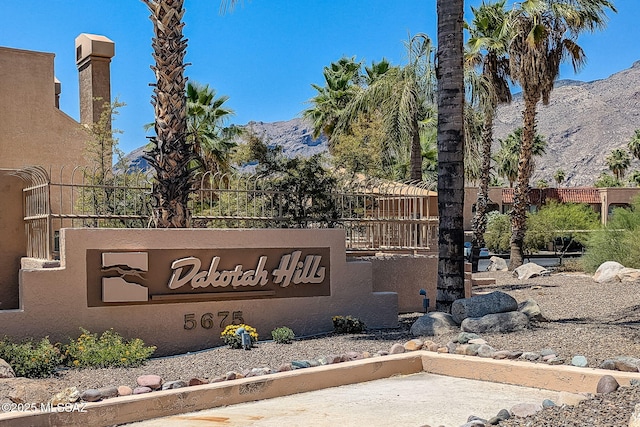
[128,373,559,427]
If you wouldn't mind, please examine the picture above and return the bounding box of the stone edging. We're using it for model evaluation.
[2,351,640,427]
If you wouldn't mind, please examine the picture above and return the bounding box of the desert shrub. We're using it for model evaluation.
[484,212,511,253]
[64,328,156,368]
[584,197,640,272]
[271,326,295,344]
[555,258,585,272]
[220,324,259,349]
[332,315,366,334]
[0,337,63,378]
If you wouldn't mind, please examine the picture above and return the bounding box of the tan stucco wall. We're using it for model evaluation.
[0,172,24,310]
[0,228,397,356]
[0,46,90,170]
[368,254,439,313]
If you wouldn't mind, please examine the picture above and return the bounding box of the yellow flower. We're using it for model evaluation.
[73,360,79,366]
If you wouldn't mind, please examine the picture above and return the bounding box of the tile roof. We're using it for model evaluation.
[501,188,601,204]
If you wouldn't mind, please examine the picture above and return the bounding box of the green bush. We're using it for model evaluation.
[220,324,259,349]
[484,211,511,253]
[332,315,366,334]
[271,326,295,344]
[0,337,63,378]
[584,197,640,272]
[64,328,156,368]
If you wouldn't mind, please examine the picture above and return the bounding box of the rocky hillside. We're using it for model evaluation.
[124,61,640,186]
[493,60,640,186]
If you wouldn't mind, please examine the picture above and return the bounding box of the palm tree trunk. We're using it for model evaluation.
[436,0,465,313]
[509,94,537,269]
[142,0,195,228]
[471,111,494,272]
[410,119,422,181]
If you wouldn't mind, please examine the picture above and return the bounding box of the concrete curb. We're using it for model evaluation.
[2,351,639,427]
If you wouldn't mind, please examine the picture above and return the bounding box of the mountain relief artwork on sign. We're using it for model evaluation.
[87,248,331,307]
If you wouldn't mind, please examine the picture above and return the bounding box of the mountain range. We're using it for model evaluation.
[124,60,640,186]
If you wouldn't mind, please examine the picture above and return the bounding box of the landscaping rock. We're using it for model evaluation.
[558,391,590,406]
[571,355,588,367]
[546,356,565,365]
[97,386,118,399]
[513,262,550,280]
[613,356,640,372]
[277,363,292,372]
[80,389,102,402]
[520,352,541,362]
[133,386,152,395]
[188,378,209,386]
[455,332,481,344]
[50,387,79,405]
[487,408,511,424]
[599,359,616,370]
[410,312,459,336]
[225,371,237,380]
[476,344,496,358]
[596,375,619,394]
[162,380,188,390]
[510,402,542,417]
[630,403,640,427]
[540,348,557,357]
[618,267,640,282]
[389,343,405,354]
[451,291,518,324]
[446,341,457,354]
[422,340,439,352]
[403,339,424,351]
[493,350,522,360]
[0,358,15,378]
[486,256,508,272]
[518,299,547,322]
[291,360,312,369]
[136,374,163,390]
[461,311,529,334]
[436,347,448,353]
[542,399,556,408]
[593,261,625,283]
[117,386,133,396]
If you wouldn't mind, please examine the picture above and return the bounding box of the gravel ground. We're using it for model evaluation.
[3,269,640,426]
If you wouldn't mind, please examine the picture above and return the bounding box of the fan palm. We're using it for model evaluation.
[606,148,631,181]
[495,128,546,187]
[466,0,513,271]
[436,0,466,312]
[554,169,566,186]
[335,34,437,182]
[507,0,615,268]
[628,129,640,161]
[303,57,363,146]
[186,82,240,176]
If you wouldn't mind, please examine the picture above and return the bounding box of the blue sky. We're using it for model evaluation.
[1,1,634,155]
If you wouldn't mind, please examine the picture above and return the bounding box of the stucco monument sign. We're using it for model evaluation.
[1,228,397,355]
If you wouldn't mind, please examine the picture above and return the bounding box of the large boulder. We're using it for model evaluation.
[461,311,529,334]
[486,256,508,272]
[518,298,547,322]
[617,268,640,283]
[593,261,625,283]
[410,312,459,336]
[0,358,15,378]
[451,291,518,324]
[513,262,550,280]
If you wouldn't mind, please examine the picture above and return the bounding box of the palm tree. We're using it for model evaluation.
[436,0,466,312]
[335,34,437,182]
[186,81,240,175]
[303,57,363,147]
[507,0,615,268]
[141,0,239,228]
[629,170,640,187]
[466,0,513,272]
[628,129,640,161]
[554,169,566,186]
[495,128,546,187]
[606,148,631,181]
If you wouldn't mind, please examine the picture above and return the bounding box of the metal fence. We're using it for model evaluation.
[19,167,439,259]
